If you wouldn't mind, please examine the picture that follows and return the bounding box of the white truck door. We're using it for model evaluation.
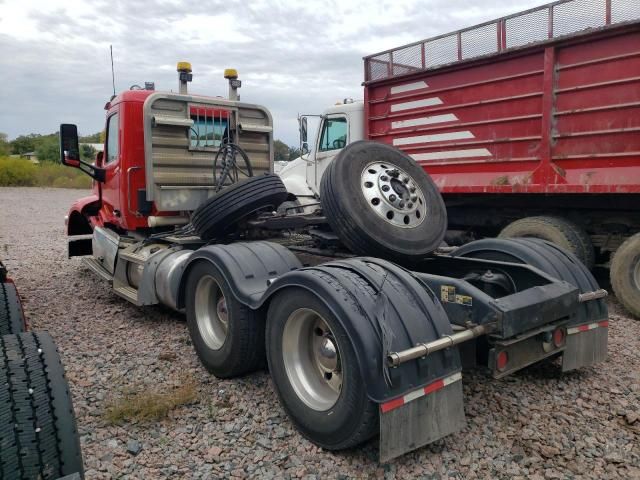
[306,114,348,193]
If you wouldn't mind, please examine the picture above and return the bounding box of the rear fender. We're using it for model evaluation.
[258,257,462,404]
[176,241,302,311]
[259,258,465,461]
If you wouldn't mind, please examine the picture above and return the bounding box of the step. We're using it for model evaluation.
[82,257,113,282]
[114,285,139,305]
[118,250,147,265]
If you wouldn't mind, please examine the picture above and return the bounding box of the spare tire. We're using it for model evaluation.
[192,174,288,241]
[320,141,447,261]
[0,281,25,335]
[0,332,84,479]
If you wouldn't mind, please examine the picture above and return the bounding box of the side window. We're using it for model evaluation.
[105,114,119,164]
[318,117,347,152]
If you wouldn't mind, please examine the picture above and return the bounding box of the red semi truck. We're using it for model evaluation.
[60,59,609,458]
[282,0,640,317]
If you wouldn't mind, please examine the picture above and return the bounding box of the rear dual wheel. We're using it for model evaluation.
[266,289,378,450]
[185,261,265,378]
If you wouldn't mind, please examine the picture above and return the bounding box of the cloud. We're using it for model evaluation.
[0,0,544,145]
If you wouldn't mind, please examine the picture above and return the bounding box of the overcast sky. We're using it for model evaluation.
[0,0,546,146]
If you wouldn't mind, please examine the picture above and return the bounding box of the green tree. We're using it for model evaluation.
[80,144,97,161]
[288,146,301,160]
[79,132,102,143]
[10,134,41,155]
[0,133,10,156]
[35,136,60,162]
[274,139,289,162]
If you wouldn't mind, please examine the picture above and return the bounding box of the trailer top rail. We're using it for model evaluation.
[364,0,640,82]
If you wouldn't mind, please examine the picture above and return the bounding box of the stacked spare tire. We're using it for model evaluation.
[320,141,447,262]
[0,260,84,479]
[190,143,447,263]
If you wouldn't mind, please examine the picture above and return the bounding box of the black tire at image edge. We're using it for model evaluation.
[0,281,25,335]
[0,331,84,479]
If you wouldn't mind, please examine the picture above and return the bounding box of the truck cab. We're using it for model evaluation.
[278,101,364,207]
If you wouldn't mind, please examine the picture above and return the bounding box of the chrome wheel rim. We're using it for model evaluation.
[194,275,228,350]
[361,161,426,228]
[282,308,342,411]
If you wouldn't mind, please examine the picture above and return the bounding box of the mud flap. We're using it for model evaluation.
[562,320,608,372]
[379,372,465,462]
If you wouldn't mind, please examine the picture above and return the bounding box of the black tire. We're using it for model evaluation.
[0,281,25,335]
[192,174,288,241]
[498,216,594,269]
[610,233,640,319]
[185,261,265,378]
[266,287,378,450]
[0,332,84,479]
[320,140,447,261]
[452,237,606,320]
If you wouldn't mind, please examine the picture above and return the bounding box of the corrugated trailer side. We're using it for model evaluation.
[364,1,640,194]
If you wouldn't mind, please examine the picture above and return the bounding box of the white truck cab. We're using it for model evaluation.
[278,100,364,209]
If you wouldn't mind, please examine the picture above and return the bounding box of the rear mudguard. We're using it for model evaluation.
[177,241,303,310]
[178,242,462,404]
[259,256,462,404]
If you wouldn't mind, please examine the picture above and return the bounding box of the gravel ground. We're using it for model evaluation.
[1,186,639,480]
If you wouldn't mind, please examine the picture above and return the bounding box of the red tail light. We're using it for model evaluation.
[496,351,509,371]
[553,328,566,348]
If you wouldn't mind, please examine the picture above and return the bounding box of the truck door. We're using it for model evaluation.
[307,114,348,191]
[101,112,122,222]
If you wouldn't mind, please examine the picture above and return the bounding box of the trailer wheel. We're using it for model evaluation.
[191,174,288,241]
[0,281,25,335]
[320,141,447,261]
[610,233,640,318]
[266,288,378,450]
[498,216,594,269]
[0,332,84,479]
[185,261,265,377]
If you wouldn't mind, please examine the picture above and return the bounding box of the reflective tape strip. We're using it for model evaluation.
[380,372,462,414]
[411,148,492,161]
[393,131,474,146]
[390,81,429,94]
[390,97,443,112]
[391,113,458,129]
[567,320,609,335]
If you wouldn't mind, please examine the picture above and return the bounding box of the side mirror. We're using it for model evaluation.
[300,116,308,143]
[59,123,106,182]
[301,142,310,155]
[95,151,104,167]
[60,124,81,167]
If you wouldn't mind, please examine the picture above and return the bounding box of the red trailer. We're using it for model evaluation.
[362,0,640,317]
